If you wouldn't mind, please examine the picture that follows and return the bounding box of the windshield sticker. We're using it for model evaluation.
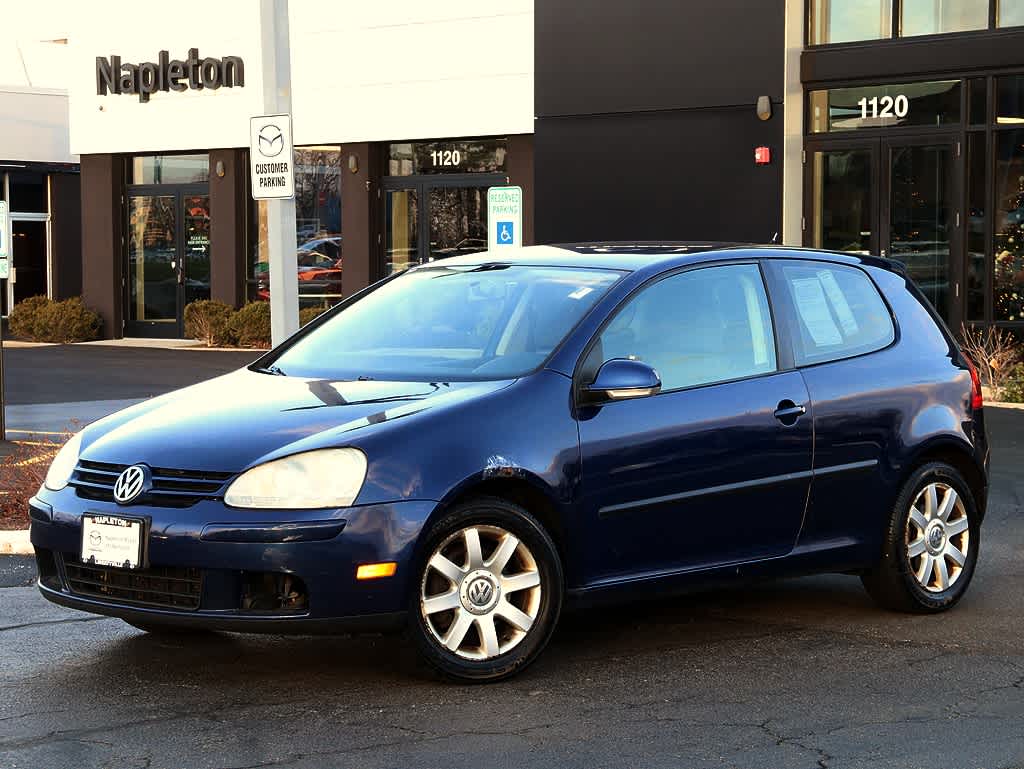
[792,277,843,347]
[817,270,859,337]
[568,286,594,300]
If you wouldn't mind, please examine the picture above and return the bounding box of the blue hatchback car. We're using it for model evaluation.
[32,244,989,681]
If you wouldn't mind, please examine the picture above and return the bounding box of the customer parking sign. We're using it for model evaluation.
[487,186,523,249]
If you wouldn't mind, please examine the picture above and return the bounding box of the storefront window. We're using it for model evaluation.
[901,0,988,36]
[997,75,1024,124]
[388,139,507,176]
[8,172,47,212]
[809,0,891,44]
[994,130,1024,321]
[249,146,343,310]
[809,81,961,133]
[811,149,873,253]
[998,0,1024,26]
[129,154,209,185]
[967,133,987,321]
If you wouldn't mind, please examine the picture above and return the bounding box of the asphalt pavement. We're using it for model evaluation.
[1,344,256,434]
[0,408,1021,768]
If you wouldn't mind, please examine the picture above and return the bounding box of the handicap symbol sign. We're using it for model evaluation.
[496,221,514,245]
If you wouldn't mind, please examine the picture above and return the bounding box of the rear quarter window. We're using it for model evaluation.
[775,261,895,366]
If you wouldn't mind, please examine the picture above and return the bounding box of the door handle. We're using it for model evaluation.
[774,400,806,424]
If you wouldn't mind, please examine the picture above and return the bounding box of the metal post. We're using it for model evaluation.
[259,0,299,346]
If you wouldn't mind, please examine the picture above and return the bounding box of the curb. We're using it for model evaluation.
[987,401,1024,411]
[0,529,32,556]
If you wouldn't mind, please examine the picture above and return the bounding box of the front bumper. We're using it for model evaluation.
[29,491,437,630]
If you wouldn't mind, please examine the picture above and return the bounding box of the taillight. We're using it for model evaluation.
[964,354,984,410]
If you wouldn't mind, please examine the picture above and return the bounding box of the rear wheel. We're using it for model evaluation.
[861,462,979,612]
[409,497,563,682]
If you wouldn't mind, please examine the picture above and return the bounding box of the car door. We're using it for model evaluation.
[576,262,814,583]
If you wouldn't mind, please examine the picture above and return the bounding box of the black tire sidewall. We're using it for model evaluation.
[891,463,980,611]
[408,497,564,682]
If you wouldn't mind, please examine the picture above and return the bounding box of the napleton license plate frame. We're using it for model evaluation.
[79,513,151,571]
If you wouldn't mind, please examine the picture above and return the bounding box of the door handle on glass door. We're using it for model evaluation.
[774,400,806,424]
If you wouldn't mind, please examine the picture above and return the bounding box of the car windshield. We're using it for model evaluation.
[268,264,622,380]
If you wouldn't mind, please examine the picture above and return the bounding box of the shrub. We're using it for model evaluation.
[8,295,50,340]
[0,435,67,529]
[299,306,327,327]
[1000,363,1024,403]
[960,324,1021,397]
[8,296,101,343]
[228,301,272,348]
[184,300,236,347]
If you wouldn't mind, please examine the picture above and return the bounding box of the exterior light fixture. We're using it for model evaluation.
[215,160,226,178]
[757,96,772,121]
[348,154,359,174]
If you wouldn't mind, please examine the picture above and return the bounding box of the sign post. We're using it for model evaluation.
[487,186,524,250]
[254,0,299,347]
[0,201,9,441]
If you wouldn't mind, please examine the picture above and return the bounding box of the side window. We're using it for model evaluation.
[776,261,895,366]
[586,264,777,391]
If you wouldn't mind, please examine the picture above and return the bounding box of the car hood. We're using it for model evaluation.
[79,369,514,472]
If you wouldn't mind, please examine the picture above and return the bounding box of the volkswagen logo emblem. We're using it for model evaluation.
[113,465,150,505]
[468,578,494,607]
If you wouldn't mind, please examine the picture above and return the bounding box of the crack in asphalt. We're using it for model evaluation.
[0,615,113,633]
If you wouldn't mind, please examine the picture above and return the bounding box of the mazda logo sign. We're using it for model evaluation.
[113,465,150,505]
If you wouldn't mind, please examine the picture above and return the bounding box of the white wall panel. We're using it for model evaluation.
[0,88,75,163]
[69,0,534,154]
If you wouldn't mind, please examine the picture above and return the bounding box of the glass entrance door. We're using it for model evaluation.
[382,175,505,277]
[806,137,961,325]
[883,140,958,322]
[2,219,49,316]
[126,189,210,337]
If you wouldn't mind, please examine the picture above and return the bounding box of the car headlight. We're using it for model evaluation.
[44,432,84,491]
[224,448,367,509]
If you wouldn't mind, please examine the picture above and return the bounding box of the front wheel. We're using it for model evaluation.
[409,497,564,682]
[861,462,980,612]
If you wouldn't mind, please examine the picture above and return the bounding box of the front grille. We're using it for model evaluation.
[69,460,235,508]
[63,555,203,610]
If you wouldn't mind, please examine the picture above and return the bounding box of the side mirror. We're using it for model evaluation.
[582,358,661,403]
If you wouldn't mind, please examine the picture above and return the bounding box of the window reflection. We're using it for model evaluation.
[129,154,209,185]
[809,0,891,44]
[249,146,343,310]
[967,134,987,321]
[997,75,1024,124]
[901,0,988,36]
[998,0,1024,26]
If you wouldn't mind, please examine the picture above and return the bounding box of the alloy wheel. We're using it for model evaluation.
[905,481,970,593]
[420,525,542,660]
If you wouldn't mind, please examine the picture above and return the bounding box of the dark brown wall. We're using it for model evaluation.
[50,172,82,300]
[339,142,381,296]
[506,134,535,246]
[80,154,123,339]
[209,149,246,307]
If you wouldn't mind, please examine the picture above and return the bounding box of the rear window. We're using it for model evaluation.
[776,261,895,366]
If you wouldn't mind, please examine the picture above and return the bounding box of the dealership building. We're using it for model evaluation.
[63,0,1024,338]
[0,39,80,317]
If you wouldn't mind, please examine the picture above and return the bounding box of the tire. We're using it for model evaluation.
[861,462,980,613]
[409,496,564,682]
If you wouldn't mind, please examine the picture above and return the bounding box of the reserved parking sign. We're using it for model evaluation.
[487,186,523,249]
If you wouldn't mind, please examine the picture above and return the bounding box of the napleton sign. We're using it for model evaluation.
[95,49,245,103]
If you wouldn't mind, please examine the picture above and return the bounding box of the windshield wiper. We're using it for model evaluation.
[254,365,287,376]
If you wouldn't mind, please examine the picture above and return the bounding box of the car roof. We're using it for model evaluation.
[414,243,902,274]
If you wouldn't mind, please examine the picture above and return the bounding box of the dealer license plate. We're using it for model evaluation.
[80,514,144,569]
